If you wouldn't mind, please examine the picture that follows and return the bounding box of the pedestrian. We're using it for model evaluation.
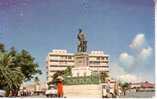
[57,77,63,97]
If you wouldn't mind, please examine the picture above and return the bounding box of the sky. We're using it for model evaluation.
[0,0,155,83]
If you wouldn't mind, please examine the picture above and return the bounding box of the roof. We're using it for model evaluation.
[141,82,155,88]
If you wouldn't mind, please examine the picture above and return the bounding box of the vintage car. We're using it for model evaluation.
[45,85,57,97]
[0,89,6,97]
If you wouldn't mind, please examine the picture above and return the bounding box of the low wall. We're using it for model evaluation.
[63,84,102,98]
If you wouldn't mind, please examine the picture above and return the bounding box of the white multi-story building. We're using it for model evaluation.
[89,51,109,72]
[46,49,74,82]
[46,49,109,82]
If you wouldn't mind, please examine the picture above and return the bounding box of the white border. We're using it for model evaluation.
[155,0,157,98]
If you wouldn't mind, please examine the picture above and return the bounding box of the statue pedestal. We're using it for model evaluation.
[72,52,91,77]
[74,52,89,67]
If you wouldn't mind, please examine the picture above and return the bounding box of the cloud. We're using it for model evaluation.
[119,52,134,69]
[110,63,143,83]
[109,63,126,79]
[129,34,145,49]
[139,47,152,60]
[119,74,142,83]
[110,33,154,82]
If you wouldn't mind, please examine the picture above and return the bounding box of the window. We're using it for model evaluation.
[90,61,93,64]
[68,56,72,59]
[61,56,66,60]
[97,57,100,60]
[94,61,100,64]
[89,61,100,64]
[77,73,79,77]
[104,61,109,64]
[101,57,104,60]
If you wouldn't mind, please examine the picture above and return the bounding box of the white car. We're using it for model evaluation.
[45,85,57,97]
[0,89,6,97]
[102,84,115,98]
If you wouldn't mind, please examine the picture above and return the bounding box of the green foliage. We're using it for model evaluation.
[100,71,109,83]
[63,67,72,76]
[16,49,42,81]
[51,67,72,84]
[34,77,40,85]
[51,66,108,85]
[51,71,64,85]
[63,72,100,85]
[119,82,130,95]
[0,52,24,91]
[120,82,129,89]
[0,43,42,96]
[52,71,64,80]
[0,43,5,52]
[63,75,99,85]
[8,48,42,81]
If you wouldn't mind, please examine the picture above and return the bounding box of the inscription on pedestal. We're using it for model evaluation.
[74,52,89,67]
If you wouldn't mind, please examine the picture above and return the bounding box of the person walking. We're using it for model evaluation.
[57,76,63,97]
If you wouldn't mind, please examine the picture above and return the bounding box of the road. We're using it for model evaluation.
[119,91,155,98]
[14,91,155,98]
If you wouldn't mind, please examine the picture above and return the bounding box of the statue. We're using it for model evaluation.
[77,29,87,52]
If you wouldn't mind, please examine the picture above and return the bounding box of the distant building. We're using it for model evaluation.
[130,81,155,92]
[46,49,109,82]
[130,83,141,89]
[141,81,155,88]
[20,82,47,95]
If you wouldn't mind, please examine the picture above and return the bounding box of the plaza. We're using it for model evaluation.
[46,30,110,82]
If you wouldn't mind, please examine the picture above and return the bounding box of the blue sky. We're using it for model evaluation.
[0,0,155,82]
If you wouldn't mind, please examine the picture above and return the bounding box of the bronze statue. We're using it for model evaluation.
[77,29,87,52]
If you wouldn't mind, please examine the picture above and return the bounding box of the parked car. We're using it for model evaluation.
[45,85,57,97]
[0,89,6,97]
[102,83,116,98]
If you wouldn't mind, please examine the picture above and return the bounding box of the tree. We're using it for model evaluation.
[9,47,16,56]
[34,77,40,85]
[100,71,108,83]
[119,82,129,96]
[0,52,24,96]
[8,48,42,81]
[51,67,72,84]
[51,71,64,84]
[0,43,5,52]
[15,49,42,81]
[0,45,42,96]
[63,67,72,76]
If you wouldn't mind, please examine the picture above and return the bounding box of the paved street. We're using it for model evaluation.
[119,92,155,98]
[20,95,47,98]
[16,91,155,98]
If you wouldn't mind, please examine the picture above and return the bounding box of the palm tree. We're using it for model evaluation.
[0,52,24,96]
[100,71,108,83]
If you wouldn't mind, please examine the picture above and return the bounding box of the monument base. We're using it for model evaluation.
[74,52,89,67]
[72,67,91,77]
[72,52,91,77]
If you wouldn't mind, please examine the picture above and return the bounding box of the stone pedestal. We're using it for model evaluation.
[74,52,89,67]
[72,52,91,77]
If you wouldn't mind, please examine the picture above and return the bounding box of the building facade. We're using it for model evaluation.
[46,49,109,82]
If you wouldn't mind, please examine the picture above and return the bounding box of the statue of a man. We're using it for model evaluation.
[77,29,87,52]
